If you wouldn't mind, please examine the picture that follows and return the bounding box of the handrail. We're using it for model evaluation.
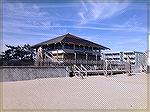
[80,64,88,77]
[73,64,88,79]
[44,52,58,62]
[43,50,60,63]
[43,50,56,59]
[74,64,81,71]
[73,64,83,79]
[80,64,87,71]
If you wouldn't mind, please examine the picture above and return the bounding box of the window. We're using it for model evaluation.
[55,43,62,49]
[75,45,84,50]
[64,43,74,49]
[93,47,100,52]
[85,46,92,51]
[46,44,55,51]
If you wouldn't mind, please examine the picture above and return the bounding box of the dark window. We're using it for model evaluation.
[93,47,100,52]
[113,58,120,60]
[55,43,62,49]
[124,52,134,55]
[46,44,55,51]
[64,43,74,49]
[113,53,120,55]
[75,45,84,50]
[85,46,92,51]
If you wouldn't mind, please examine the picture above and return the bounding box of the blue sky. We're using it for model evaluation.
[2,0,148,53]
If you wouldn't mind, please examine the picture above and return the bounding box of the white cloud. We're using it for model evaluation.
[3,3,51,30]
[78,0,129,24]
[4,17,146,34]
[3,2,68,37]
[2,2,146,37]
[3,3,48,18]
[25,25,145,33]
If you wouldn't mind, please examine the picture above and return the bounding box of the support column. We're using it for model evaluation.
[86,53,88,60]
[75,52,77,64]
[96,54,98,65]
[96,54,97,61]
[62,43,64,61]
[57,49,58,60]
[86,53,88,64]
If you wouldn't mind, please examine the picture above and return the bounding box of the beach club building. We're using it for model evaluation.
[32,33,110,64]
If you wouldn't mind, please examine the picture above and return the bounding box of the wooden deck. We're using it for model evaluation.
[72,64,128,78]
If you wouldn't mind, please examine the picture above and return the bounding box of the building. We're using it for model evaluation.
[104,51,147,68]
[32,33,110,64]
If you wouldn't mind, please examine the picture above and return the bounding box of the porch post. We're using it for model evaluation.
[75,52,77,64]
[86,53,88,64]
[57,49,58,60]
[96,54,97,61]
[96,54,98,65]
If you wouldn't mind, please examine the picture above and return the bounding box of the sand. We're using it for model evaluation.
[2,73,148,110]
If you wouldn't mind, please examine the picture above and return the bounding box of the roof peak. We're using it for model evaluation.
[65,33,75,38]
[65,33,71,35]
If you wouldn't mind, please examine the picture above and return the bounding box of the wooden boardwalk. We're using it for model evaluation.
[72,63,128,79]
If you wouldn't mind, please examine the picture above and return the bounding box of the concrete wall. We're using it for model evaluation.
[0,66,69,82]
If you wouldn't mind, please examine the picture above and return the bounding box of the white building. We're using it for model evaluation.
[104,51,147,69]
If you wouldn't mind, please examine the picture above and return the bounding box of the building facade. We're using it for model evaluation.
[32,33,109,64]
[104,51,146,68]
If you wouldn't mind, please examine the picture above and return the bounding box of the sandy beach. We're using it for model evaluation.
[2,73,147,110]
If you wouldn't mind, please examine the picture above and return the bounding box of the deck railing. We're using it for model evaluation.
[1,59,128,70]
